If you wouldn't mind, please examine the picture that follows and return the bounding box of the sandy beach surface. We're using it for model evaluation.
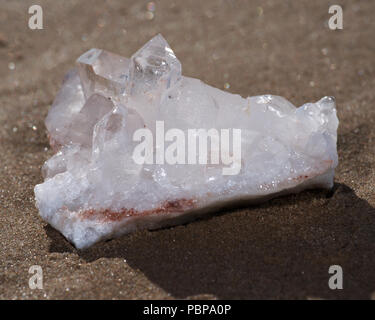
[0,0,374,299]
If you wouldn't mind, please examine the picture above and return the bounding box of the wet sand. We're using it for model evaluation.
[0,0,374,299]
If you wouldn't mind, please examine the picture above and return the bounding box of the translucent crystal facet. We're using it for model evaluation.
[127,34,181,96]
[77,48,130,100]
[45,68,85,150]
[34,35,339,249]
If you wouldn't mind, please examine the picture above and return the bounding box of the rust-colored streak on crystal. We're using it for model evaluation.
[80,198,196,222]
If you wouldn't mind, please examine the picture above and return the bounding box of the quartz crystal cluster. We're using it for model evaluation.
[35,34,339,249]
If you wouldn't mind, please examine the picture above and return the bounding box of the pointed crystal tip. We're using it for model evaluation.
[77,48,130,100]
[128,34,182,95]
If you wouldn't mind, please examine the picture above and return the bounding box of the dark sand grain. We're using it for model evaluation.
[0,0,374,299]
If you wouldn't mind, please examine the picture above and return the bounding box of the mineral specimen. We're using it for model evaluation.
[35,34,339,249]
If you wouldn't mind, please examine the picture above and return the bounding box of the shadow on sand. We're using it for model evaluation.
[46,183,375,299]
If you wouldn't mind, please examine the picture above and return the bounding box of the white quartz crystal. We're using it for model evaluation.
[35,34,339,249]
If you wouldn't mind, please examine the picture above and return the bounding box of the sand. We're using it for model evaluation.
[0,0,374,299]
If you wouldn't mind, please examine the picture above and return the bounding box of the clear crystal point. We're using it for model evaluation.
[77,48,130,100]
[127,34,182,96]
